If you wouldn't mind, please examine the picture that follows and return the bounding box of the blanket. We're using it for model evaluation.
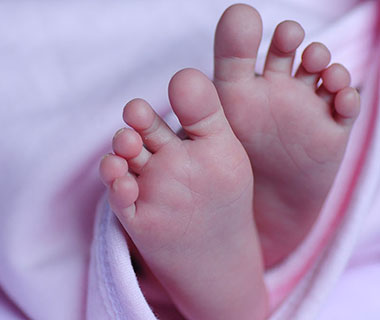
[0,0,379,319]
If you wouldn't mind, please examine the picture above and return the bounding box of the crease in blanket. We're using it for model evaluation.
[89,195,157,320]
[97,199,124,319]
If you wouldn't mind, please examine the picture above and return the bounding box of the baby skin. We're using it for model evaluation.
[214,4,360,266]
[100,68,268,320]
[99,4,360,320]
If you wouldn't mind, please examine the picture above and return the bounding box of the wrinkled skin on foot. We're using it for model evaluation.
[214,4,360,267]
[100,69,268,320]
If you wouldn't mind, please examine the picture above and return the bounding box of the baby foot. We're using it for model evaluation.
[100,69,267,320]
[214,4,360,267]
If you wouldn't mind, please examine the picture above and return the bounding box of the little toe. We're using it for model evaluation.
[168,68,230,139]
[123,98,179,153]
[214,3,262,82]
[109,174,139,223]
[112,127,151,174]
[317,63,351,103]
[295,42,331,87]
[334,87,360,126]
[99,153,128,187]
[264,20,305,76]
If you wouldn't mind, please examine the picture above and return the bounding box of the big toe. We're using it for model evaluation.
[168,68,231,139]
[214,4,262,82]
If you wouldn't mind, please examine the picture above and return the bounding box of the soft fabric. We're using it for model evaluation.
[0,0,379,319]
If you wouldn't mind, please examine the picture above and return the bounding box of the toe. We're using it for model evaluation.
[214,3,262,82]
[112,127,143,159]
[99,153,128,187]
[112,127,152,174]
[317,63,351,103]
[295,42,331,87]
[334,87,360,126]
[126,147,152,175]
[264,20,305,76]
[123,98,178,152]
[109,174,139,222]
[320,63,351,92]
[169,68,230,139]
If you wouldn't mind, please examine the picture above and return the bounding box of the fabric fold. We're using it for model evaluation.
[1,1,379,319]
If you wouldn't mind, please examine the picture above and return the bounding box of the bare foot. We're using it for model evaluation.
[214,4,360,267]
[100,69,267,320]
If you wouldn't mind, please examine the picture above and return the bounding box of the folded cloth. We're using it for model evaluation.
[0,0,378,319]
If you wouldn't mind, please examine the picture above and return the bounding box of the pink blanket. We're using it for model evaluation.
[1,0,379,319]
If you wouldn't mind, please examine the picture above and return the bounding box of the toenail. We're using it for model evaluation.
[352,89,361,107]
[114,128,125,139]
[354,88,360,100]
[101,153,112,161]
